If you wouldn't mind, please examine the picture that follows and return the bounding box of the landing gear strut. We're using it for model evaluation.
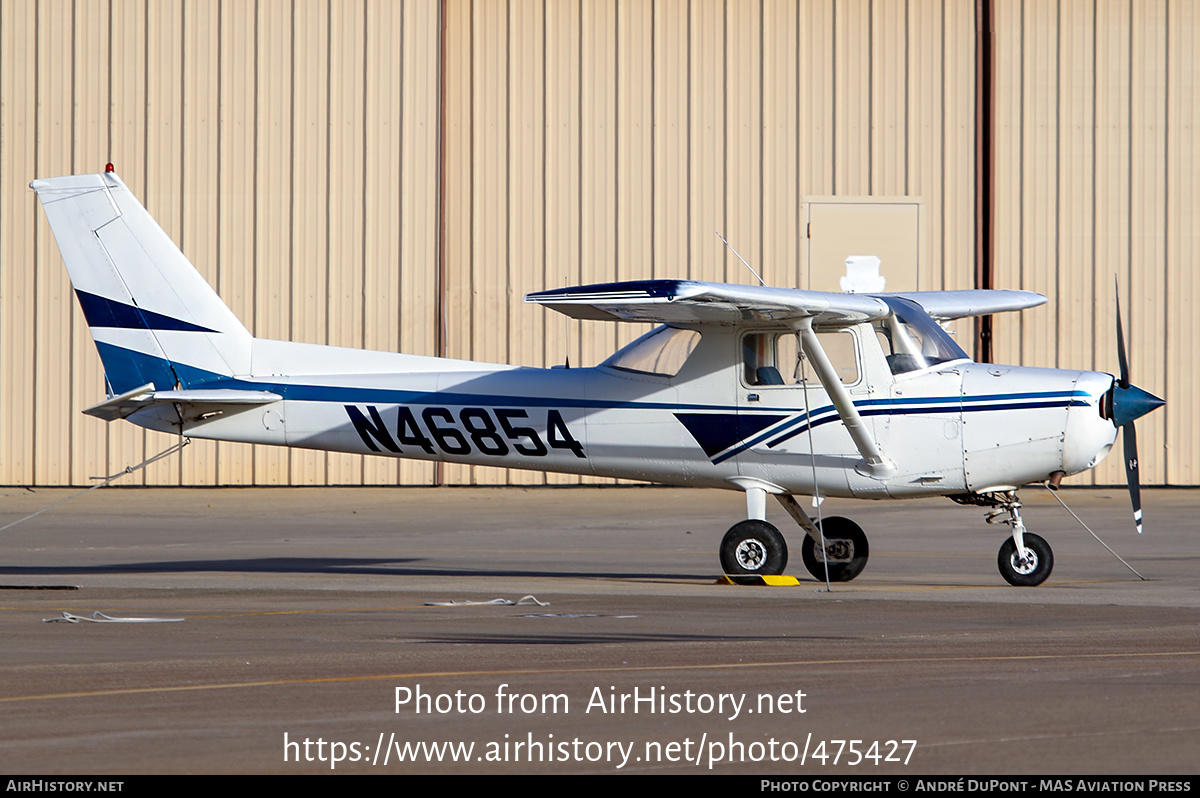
[983,492,1054,586]
[719,486,873,583]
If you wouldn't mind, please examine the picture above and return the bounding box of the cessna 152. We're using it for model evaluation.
[31,169,1164,586]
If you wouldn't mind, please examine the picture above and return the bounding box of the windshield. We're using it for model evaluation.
[601,326,700,377]
[873,297,969,374]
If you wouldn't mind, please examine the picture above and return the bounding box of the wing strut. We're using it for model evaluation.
[792,317,896,479]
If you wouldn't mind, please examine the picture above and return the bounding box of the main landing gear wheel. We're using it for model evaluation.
[997,532,1054,586]
[800,516,869,582]
[720,520,788,577]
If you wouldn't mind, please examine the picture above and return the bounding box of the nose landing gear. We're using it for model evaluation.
[983,492,1054,586]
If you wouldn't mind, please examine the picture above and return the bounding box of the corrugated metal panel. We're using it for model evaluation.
[290,0,331,486]
[803,1,835,197]
[34,0,75,487]
[1087,0,1131,488]
[871,0,906,195]
[1165,0,1198,485]
[989,0,1197,487]
[398,0,440,486]
[944,0,975,290]
[727,0,763,289]
[108,0,150,486]
[688,0,726,284]
[439,0,475,487]
[4,0,1195,488]
[181,0,222,487]
[142,0,184,488]
[0,0,38,486]
[1127,0,1169,486]
[762,0,800,288]
[652,0,688,284]
[325,0,369,484]
[990,0,1023,372]
[506,0,546,486]
[218,0,260,486]
[253,0,293,486]
[71,0,110,487]
[542,0,584,485]
[362,0,403,486]
[834,0,870,195]
[909,0,942,292]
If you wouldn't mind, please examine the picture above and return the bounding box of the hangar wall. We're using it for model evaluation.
[0,0,1194,487]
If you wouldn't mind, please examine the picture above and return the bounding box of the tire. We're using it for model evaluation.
[800,516,869,582]
[997,533,1054,586]
[720,520,788,576]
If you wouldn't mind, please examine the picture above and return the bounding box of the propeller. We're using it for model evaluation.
[1111,288,1165,533]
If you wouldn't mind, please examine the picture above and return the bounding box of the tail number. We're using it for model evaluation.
[345,405,584,459]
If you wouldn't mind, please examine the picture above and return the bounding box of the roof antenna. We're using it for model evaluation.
[716,232,767,287]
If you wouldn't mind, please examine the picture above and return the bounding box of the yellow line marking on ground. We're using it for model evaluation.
[2,651,1197,704]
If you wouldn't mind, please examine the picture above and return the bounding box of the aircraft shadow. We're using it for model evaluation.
[0,557,714,581]
[407,632,858,646]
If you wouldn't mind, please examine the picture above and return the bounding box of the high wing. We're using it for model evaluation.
[878,289,1047,320]
[525,280,1045,325]
[525,280,887,325]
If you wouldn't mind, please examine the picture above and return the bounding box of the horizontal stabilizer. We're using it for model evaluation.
[84,383,281,422]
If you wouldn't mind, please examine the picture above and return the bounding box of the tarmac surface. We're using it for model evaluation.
[1,485,1197,775]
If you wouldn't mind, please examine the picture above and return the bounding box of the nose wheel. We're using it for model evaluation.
[997,532,1054,586]
[971,491,1056,586]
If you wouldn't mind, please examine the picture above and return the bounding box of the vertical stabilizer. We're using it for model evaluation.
[31,171,251,394]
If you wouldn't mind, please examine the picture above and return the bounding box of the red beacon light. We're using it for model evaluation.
[105,163,115,173]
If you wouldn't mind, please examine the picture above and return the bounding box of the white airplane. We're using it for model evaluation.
[31,168,1165,587]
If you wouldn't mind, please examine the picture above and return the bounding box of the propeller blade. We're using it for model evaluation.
[1113,282,1163,535]
[1115,282,1130,387]
[1122,421,1144,534]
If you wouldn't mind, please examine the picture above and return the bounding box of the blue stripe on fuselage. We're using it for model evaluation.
[88,343,1092,464]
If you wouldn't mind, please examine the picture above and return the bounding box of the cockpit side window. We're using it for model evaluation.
[743,330,860,387]
[873,297,970,375]
[601,325,700,377]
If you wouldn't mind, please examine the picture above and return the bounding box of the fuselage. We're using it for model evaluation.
[136,321,1119,500]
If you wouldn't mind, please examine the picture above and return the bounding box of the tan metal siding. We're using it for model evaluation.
[542,0,587,485]
[362,0,403,486]
[181,0,222,487]
[439,0,474,487]
[325,0,369,485]
[762,0,800,288]
[1165,0,1198,484]
[1,0,38,486]
[398,0,441,486]
[989,0,1198,486]
[3,0,1194,487]
[34,0,75,487]
[217,0,260,486]
[290,0,330,486]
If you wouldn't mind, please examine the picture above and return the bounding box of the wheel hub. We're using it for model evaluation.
[735,539,767,570]
[814,538,854,563]
[1009,549,1038,575]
